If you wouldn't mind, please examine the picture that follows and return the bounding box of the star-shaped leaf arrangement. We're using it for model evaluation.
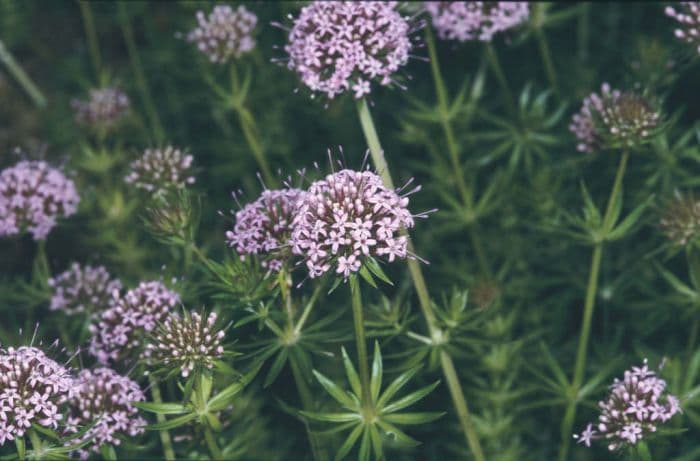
[302,342,443,461]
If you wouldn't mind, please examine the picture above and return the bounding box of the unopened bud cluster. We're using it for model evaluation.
[666,3,700,54]
[72,87,130,129]
[125,146,195,194]
[660,193,700,247]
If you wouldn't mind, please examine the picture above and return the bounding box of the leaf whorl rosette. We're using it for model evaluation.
[290,169,418,279]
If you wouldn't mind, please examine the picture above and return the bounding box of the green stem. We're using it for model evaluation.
[350,276,372,407]
[558,152,629,461]
[289,352,328,461]
[0,40,46,108]
[148,376,176,461]
[355,98,485,461]
[116,2,165,142]
[204,427,224,460]
[440,351,486,461]
[533,4,559,95]
[484,43,517,118]
[78,0,101,80]
[294,282,324,335]
[230,64,276,186]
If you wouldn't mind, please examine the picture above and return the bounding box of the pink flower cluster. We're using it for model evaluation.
[145,311,225,378]
[290,169,416,278]
[187,4,257,64]
[124,146,196,194]
[65,368,146,459]
[574,360,681,451]
[666,3,700,54]
[285,1,413,99]
[424,2,529,42]
[89,281,180,364]
[0,346,73,446]
[226,188,304,272]
[48,263,122,315]
[72,87,130,128]
[569,84,660,153]
[0,160,79,240]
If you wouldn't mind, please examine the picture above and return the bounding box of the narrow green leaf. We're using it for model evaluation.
[376,420,420,447]
[300,411,361,423]
[133,401,188,415]
[607,195,653,241]
[358,265,378,289]
[264,347,289,388]
[334,424,364,461]
[358,428,371,461]
[365,258,393,286]
[342,347,362,398]
[382,412,445,425]
[15,438,25,460]
[377,366,421,409]
[381,381,440,414]
[538,341,570,388]
[369,424,384,460]
[208,364,261,411]
[312,369,359,410]
[370,341,383,403]
[100,444,117,461]
[147,412,197,430]
[655,263,698,300]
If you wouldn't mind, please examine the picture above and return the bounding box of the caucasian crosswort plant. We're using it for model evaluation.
[144,311,226,378]
[0,160,79,240]
[424,1,530,42]
[569,83,662,153]
[186,4,257,64]
[291,167,426,279]
[283,1,414,99]
[48,263,122,315]
[226,188,304,272]
[65,367,146,459]
[0,346,73,445]
[666,2,700,54]
[574,360,681,451]
[71,87,130,129]
[124,146,196,195]
[89,281,180,364]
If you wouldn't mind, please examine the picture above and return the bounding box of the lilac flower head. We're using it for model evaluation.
[666,3,700,54]
[226,188,304,272]
[0,346,73,446]
[290,167,423,279]
[0,160,79,240]
[144,311,225,378]
[660,192,700,247]
[424,2,529,42]
[569,83,661,153]
[124,146,196,194]
[574,359,681,451]
[48,263,122,315]
[89,281,180,364]
[71,87,130,129]
[187,4,257,63]
[65,368,146,459]
[284,1,414,99]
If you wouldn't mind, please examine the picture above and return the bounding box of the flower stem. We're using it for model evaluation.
[229,64,276,187]
[532,4,559,95]
[148,375,176,461]
[78,0,101,80]
[425,27,492,277]
[0,40,46,108]
[116,2,165,143]
[204,427,224,460]
[294,281,324,335]
[355,98,485,461]
[289,352,328,461]
[484,43,517,118]
[558,151,629,461]
[636,441,652,461]
[350,276,372,407]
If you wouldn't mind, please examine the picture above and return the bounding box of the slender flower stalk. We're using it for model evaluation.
[558,151,630,461]
[531,4,559,95]
[424,26,491,277]
[0,40,46,108]
[116,2,165,143]
[350,276,371,407]
[78,1,102,80]
[228,63,276,187]
[148,376,175,461]
[355,97,486,461]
